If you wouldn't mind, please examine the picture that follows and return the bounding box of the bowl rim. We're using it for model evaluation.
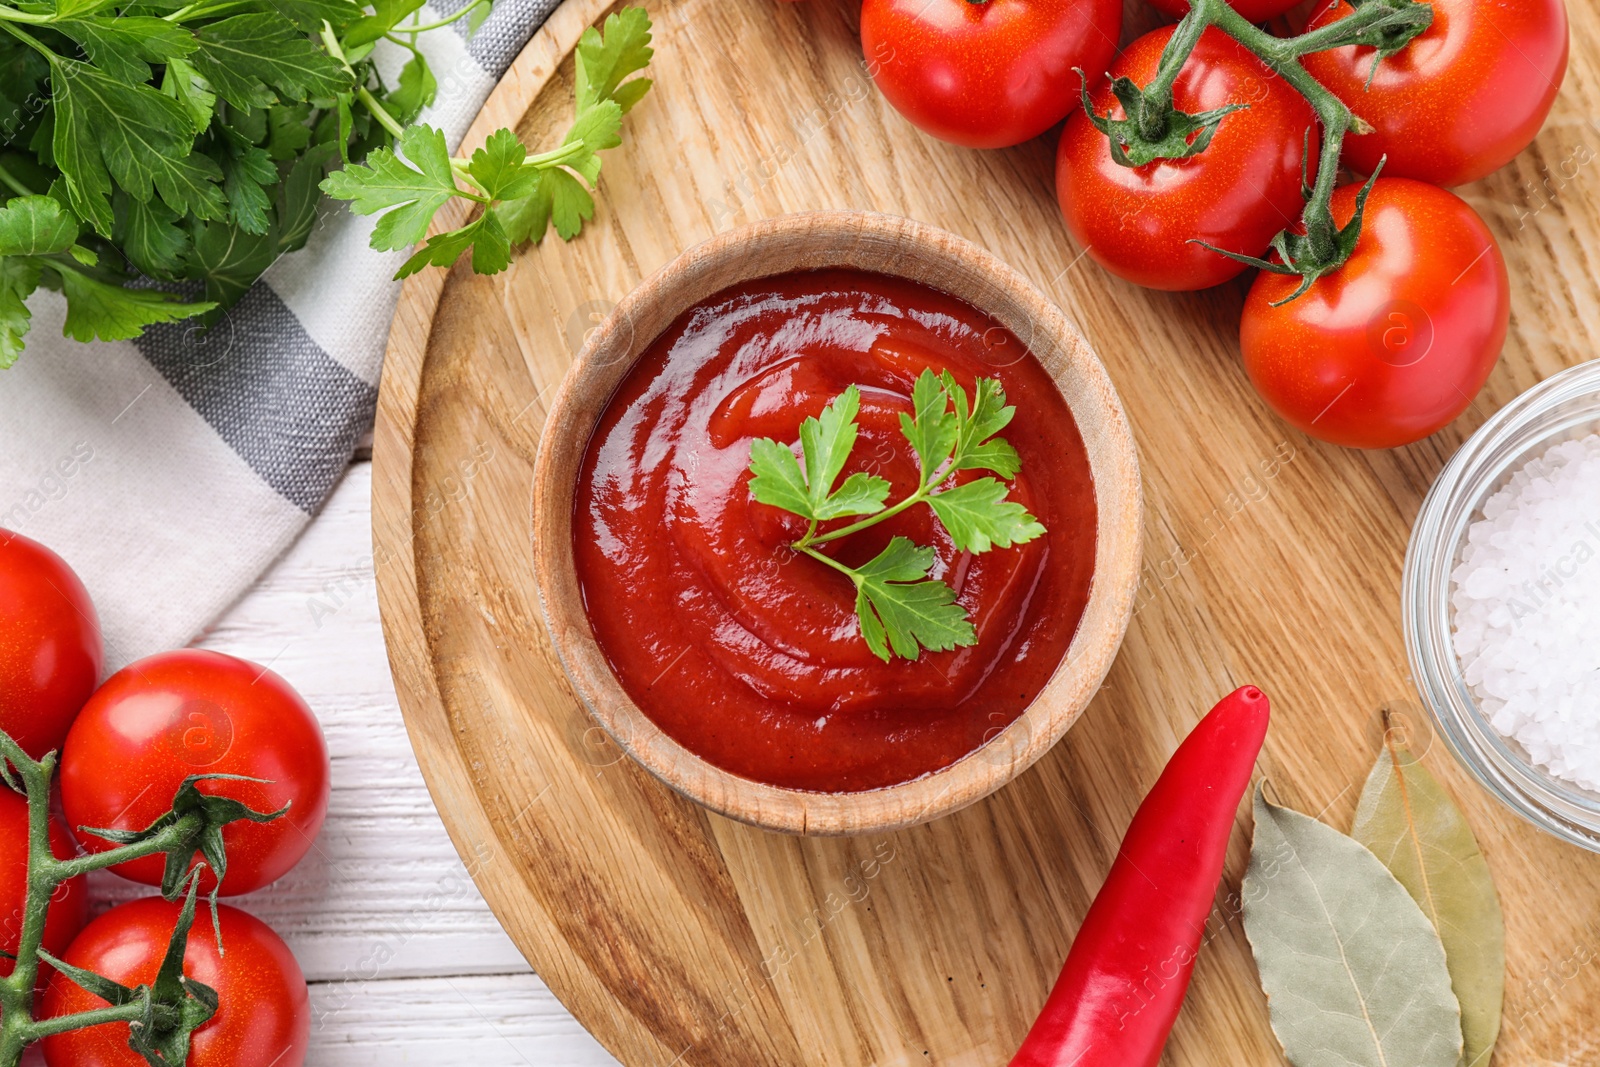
[1403,358,1600,851]
[531,210,1143,835]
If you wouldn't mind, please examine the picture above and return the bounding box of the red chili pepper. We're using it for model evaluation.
[1010,685,1270,1067]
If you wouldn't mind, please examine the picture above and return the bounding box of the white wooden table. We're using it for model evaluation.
[93,461,619,1065]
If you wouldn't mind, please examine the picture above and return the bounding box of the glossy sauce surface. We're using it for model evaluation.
[573,270,1096,792]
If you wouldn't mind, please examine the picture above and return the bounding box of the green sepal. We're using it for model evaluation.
[36,947,141,1007]
[1341,0,1436,86]
[77,773,288,910]
[1078,68,1247,169]
[1191,160,1386,305]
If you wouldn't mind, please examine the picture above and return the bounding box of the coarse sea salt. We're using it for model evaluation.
[1452,432,1600,791]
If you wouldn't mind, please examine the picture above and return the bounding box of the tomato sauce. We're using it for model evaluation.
[573,269,1097,792]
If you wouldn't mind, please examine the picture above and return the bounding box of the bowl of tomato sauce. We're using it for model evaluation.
[534,212,1142,834]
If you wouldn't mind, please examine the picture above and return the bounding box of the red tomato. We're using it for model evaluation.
[1302,0,1568,187]
[59,650,329,897]
[0,789,89,986]
[1144,0,1300,21]
[0,532,103,762]
[1056,25,1317,291]
[1241,178,1510,449]
[860,0,1121,149]
[40,898,308,1067]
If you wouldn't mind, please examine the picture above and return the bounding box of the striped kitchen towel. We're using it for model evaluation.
[0,0,559,669]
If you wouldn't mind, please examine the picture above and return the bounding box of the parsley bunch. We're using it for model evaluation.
[748,369,1046,662]
[0,1,652,367]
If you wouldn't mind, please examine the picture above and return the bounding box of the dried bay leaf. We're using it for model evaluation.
[1243,787,1463,1067]
[1353,729,1505,1067]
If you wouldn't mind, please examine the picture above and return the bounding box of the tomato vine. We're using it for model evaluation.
[0,729,281,1066]
[1082,0,1435,300]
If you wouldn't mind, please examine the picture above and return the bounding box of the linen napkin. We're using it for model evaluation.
[0,0,558,668]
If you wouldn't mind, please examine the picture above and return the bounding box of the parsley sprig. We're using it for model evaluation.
[321,8,652,277]
[0,2,652,367]
[748,369,1046,662]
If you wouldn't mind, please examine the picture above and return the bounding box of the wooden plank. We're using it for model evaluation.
[373,1,1600,1064]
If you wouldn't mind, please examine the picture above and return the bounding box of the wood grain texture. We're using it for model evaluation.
[373,1,1600,1064]
[531,211,1142,835]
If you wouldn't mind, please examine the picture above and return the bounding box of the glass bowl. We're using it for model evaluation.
[1404,359,1600,851]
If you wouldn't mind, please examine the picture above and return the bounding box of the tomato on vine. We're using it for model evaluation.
[859,0,1122,149]
[0,791,88,987]
[1057,25,1317,291]
[1240,178,1510,449]
[0,533,103,762]
[59,650,330,897]
[39,898,308,1067]
[1303,0,1569,187]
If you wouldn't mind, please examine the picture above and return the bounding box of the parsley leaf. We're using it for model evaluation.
[0,195,80,256]
[321,8,653,277]
[948,373,1021,478]
[190,14,351,111]
[852,537,974,662]
[54,18,196,85]
[749,386,891,522]
[319,123,459,251]
[927,478,1046,553]
[114,194,189,276]
[56,268,216,342]
[49,55,200,236]
[746,371,1047,661]
[0,257,42,369]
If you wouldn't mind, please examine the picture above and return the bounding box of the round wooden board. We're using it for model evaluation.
[373,2,1600,1064]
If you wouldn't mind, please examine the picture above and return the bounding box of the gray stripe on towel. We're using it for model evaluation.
[133,284,377,514]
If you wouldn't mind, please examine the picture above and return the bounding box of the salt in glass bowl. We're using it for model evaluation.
[1404,359,1600,851]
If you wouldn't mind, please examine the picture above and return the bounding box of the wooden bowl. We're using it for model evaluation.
[532,211,1142,835]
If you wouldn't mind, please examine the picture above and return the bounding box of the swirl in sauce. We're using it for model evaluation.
[574,270,1096,792]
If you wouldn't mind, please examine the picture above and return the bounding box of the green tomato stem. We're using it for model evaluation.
[15,1000,149,1042]
[1115,0,1416,276]
[0,732,209,1067]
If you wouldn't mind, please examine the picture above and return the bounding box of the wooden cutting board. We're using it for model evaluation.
[371,1,1600,1063]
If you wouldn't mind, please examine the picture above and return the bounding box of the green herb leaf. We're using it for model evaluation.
[160,57,217,134]
[748,385,891,522]
[927,477,1045,554]
[57,269,217,343]
[386,52,437,126]
[115,194,189,276]
[219,142,277,235]
[852,537,973,661]
[271,0,363,33]
[187,219,275,312]
[575,7,654,113]
[190,14,351,111]
[275,142,337,254]
[319,123,458,250]
[0,195,79,256]
[466,128,538,201]
[948,374,1021,478]
[49,55,201,236]
[54,17,197,85]
[343,0,426,48]
[0,257,43,369]
[1243,787,1464,1067]
[394,208,509,278]
[1352,728,1506,1067]
[899,369,959,484]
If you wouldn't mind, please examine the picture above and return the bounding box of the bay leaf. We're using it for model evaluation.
[1243,787,1463,1067]
[1352,729,1506,1067]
